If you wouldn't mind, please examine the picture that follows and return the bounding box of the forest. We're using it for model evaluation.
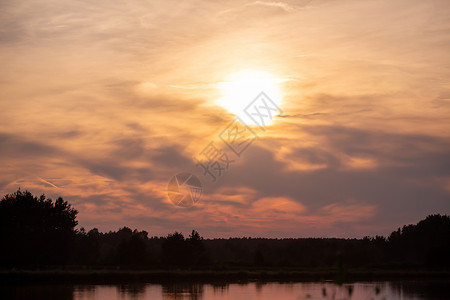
[1,189,449,271]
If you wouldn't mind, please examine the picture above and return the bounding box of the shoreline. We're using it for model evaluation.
[1,269,449,284]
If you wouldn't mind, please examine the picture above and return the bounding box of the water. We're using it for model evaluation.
[2,281,449,300]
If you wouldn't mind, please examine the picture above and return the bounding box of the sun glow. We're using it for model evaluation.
[217,70,284,125]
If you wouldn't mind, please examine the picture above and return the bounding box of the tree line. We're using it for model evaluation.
[1,189,449,269]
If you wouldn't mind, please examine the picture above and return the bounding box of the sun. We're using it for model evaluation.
[217,69,284,125]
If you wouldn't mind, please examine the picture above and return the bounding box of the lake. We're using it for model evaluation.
[2,281,449,299]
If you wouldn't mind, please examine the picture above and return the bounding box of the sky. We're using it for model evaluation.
[1,0,450,238]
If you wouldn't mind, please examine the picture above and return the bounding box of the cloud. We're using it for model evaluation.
[1,0,449,238]
[210,124,450,236]
[0,132,59,159]
[247,1,298,13]
[321,202,376,223]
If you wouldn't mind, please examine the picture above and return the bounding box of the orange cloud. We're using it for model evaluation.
[1,0,449,239]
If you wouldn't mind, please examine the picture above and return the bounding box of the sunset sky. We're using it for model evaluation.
[1,0,449,238]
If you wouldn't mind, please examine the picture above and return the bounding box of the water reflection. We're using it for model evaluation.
[162,282,204,300]
[1,281,449,300]
[0,284,74,300]
[118,284,147,300]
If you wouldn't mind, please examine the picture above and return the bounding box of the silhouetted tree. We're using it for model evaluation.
[116,230,148,266]
[1,188,448,271]
[253,248,265,267]
[388,214,450,268]
[72,228,100,265]
[187,230,208,266]
[162,232,187,267]
[0,189,78,267]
